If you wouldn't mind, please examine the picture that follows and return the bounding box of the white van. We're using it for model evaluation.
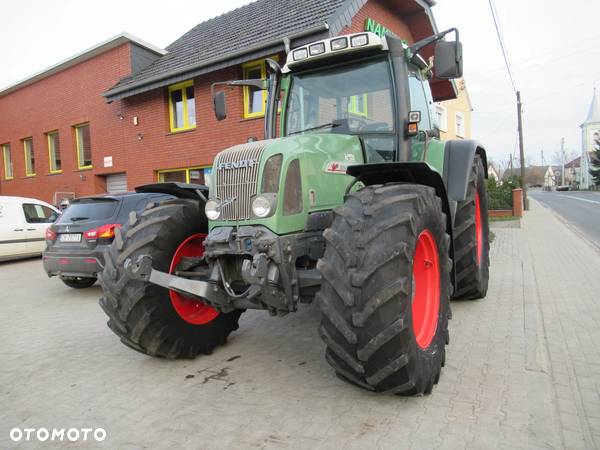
[0,196,61,261]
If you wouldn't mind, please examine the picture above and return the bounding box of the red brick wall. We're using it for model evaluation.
[116,64,269,189]
[341,0,415,44]
[0,43,133,202]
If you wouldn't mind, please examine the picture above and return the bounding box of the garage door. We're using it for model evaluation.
[106,173,128,193]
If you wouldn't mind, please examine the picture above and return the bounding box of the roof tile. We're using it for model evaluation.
[107,0,345,96]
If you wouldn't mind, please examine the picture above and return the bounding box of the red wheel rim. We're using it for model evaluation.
[475,192,483,266]
[412,230,441,349]
[169,233,219,325]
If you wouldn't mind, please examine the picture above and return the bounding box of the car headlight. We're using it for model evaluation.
[252,196,272,218]
[205,199,221,220]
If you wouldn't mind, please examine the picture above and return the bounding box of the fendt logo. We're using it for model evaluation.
[217,159,257,170]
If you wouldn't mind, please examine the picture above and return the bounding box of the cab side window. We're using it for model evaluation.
[22,203,58,223]
[408,71,432,130]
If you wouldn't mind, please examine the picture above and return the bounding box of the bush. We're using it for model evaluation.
[487,177,519,210]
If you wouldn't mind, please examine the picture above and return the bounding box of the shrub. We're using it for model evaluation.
[487,177,519,210]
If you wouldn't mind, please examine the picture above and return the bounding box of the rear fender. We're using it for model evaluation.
[443,140,488,202]
[135,182,208,202]
[347,162,454,277]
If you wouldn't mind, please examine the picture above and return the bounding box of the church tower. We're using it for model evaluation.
[580,88,600,189]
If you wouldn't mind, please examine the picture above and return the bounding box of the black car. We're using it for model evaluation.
[43,192,172,288]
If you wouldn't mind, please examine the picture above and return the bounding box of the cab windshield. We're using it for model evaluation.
[285,58,395,137]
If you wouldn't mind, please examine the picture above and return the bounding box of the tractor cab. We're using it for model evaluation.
[213,30,462,168]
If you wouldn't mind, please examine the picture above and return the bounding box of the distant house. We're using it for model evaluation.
[502,165,546,187]
[544,166,559,189]
[564,156,581,188]
[488,164,500,181]
[434,78,473,140]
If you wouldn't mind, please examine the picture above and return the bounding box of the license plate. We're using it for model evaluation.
[59,233,82,243]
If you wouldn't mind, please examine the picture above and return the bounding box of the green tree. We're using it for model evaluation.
[590,148,600,186]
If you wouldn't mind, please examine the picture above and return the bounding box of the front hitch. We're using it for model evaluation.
[123,255,231,307]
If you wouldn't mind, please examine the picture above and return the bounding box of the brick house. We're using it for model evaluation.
[1,0,456,204]
[0,34,165,202]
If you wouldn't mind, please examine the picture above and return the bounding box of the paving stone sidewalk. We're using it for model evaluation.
[0,199,599,449]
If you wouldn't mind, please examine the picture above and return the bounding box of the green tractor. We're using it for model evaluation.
[100,29,489,395]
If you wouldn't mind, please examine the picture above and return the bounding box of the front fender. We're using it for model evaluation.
[347,161,453,242]
[347,161,456,290]
[443,140,488,202]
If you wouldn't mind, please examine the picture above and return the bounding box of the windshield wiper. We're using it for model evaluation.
[288,122,340,136]
[68,217,89,221]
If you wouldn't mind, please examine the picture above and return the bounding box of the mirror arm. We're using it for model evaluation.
[264,58,282,140]
[210,79,266,98]
[410,28,459,56]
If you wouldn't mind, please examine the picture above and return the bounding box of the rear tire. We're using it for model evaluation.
[61,276,96,289]
[99,198,242,358]
[452,155,490,299]
[317,184,452,394]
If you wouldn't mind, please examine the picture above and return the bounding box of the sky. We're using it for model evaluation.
[2,0,599,169]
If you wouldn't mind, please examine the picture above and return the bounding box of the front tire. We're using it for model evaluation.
[99,199,242,358]
[317,184,452,394]
[452,155,490,299]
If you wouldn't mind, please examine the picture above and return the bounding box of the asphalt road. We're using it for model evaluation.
[528,189,600,247]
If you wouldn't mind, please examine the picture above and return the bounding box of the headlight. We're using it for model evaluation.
[252,196,272,218]
[351,34,369,47]
[330,37,348,51]
[293,48,308,61]
[309,42,326,56]
[205,199,221,220]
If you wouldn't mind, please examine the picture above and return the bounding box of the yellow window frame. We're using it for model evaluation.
[157,166,209,184]
[2,143,13,180]
[168,80,196,132]
[348,94,369,117]
[47,131,62,174]
[23,138,35,177]
[75,123,93,170]
[243,60,267,119]
[242,55,279,119]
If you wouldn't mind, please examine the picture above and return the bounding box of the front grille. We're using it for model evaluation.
[213,141,271,220]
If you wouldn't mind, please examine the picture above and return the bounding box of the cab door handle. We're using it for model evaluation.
[13,228,24,231]
[26,228,36,231]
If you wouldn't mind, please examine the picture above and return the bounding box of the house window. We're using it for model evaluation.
[455,112,465,138]
[243,60,267,118]
[168,80,196,132]
[348,94,368,117]
[435,105,447,132]
[23,138,35,176]
[75,123,92,169]
[47,131,61,173]
[157,166,211,188]
[2,143,13,180]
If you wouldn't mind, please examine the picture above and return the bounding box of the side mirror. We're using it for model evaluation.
[434,40,463,79]
[213,91,227,121]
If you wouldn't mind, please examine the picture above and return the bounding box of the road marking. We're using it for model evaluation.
[555,195,600,205]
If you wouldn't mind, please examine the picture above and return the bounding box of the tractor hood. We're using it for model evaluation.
[209,133,365,234]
